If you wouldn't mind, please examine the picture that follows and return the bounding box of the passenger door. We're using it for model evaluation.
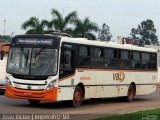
[59,43,76,79]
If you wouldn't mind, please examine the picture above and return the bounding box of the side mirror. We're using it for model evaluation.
[0,51,4,60]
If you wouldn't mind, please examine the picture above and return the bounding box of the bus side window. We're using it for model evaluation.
[131,52,141,69]
[104,48,114,69]
[120,50,130,69]
[64,51,72,69]
[92,47,104,68]
[150,53,157,70]
[142,53,150,69]
[78,46,91,68]
[113,49,121,69]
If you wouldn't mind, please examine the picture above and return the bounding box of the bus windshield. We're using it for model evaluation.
[7,47,58,76]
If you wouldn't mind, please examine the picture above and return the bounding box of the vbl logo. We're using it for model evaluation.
[113,72,125,82]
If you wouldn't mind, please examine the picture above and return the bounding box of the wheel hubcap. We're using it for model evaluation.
[129,89,133,100]
[74,91,81,104]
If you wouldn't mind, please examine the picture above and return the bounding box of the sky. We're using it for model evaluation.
[0,0,160,40]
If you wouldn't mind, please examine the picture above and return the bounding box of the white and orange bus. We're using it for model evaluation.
[0,34,158,107]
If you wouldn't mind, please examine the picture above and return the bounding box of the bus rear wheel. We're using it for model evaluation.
[126,85,135,102]
[72,86,82,107]
[28,100,40,106]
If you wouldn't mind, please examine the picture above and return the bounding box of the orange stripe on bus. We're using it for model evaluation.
[80,77,91,81]
[58,68,157,82]
[59,74,75,82]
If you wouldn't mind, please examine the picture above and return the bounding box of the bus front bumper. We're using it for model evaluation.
[5,85,58,101]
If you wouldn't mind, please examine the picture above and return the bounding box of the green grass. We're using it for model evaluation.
[93,108,160,120]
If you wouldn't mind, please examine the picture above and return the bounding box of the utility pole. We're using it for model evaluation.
[37,12,39,19]
[4,19,6,36]
[62,8,64,18]
[3,19,6,42]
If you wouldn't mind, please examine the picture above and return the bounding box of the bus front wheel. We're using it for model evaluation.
[28,100,40,106]
[72,86,82,107]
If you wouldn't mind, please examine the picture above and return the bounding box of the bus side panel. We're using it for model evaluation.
[75,69,97,99]
[57,71,157,100]
[137,72,157,95]
[136,85,156,95]
[96,86,117,98]
[117,72,157,96]
[58,75,75,101]
[95,70,157,98]
[139,72,157,85]
[57,68,97,101]
[95,71,117,98]
[116,72,140,97]
[57,87,74,101]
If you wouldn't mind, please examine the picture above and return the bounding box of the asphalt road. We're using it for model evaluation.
[0,89,160,120]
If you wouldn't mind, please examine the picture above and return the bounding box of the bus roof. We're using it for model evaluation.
[13,34,157,53]
[60,36,157,53]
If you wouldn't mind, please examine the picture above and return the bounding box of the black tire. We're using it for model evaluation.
[119,85,135,102]
[0,92,5,95]
[72,86,82,107]
[28,100,40,106]
[126,85,135,102]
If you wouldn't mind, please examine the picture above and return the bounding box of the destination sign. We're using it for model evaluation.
[16,38,53,46]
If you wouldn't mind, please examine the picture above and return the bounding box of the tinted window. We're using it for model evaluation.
[131,51,141,69]
[78,46,91,67]
[133,52,140,60]
[104,49,121,69]
[141,53,150,69]
[121,50,129,60]
[92,47,104,68]
[79,46,90,57]
[142,53,150,61]
[151,53,156,61]
[114,49,121,58]
[105,49,114,58]
[120,50,131,69]
[93,48,104,57]
[150,53,157,70]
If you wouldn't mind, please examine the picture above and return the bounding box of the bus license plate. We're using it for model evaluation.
[23,92,32,96]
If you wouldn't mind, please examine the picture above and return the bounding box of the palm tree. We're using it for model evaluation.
[21,17,49,34]
[73,17,99,40]
[49,9,77,34]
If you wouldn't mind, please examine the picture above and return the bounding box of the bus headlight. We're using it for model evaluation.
[46,80,56,90]
[6,78,13,87]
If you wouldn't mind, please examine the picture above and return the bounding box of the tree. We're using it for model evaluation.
[130,28,138,39]
[130,19,158,45]
[73,17,99,40]
[0,35,11,43]
[98,23,112,41]
[21,17,49,34]
[49,9,77,34]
